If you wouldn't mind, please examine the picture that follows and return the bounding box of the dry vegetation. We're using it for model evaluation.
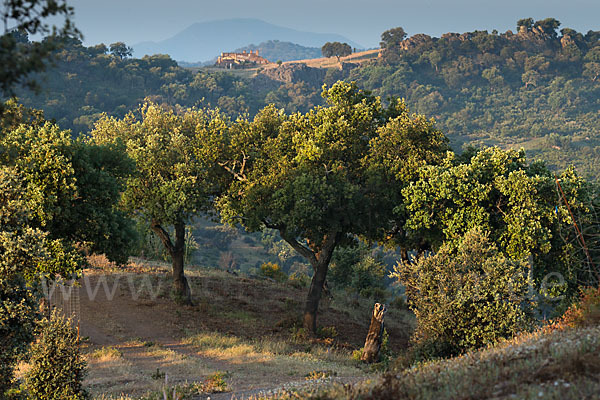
[254,324,600,400]
[275,49,380,69]
[54,257,413,399]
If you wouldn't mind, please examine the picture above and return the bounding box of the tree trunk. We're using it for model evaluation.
[150,219,192,305]
[361,303,387,363]
[278,229,338,334]
[303,259,329,333]
[172,221,192,304]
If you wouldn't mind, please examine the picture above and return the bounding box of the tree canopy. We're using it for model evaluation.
[402,146,589,295]
[380,27,407,49]
[109,41,133,59]
[0,0,80,96]
[91,103,227,303]
[0,102,133,396]
[321,41,352,61]
[217,81,448,332]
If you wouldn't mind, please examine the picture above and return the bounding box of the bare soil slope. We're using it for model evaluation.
[75,260,412,398]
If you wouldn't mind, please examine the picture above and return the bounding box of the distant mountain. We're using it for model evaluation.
[235,40,322,62]
[133,18,363,63]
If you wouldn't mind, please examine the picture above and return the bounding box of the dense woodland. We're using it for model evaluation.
[10,17,600,180]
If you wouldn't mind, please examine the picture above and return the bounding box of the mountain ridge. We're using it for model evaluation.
[133,18,363,62]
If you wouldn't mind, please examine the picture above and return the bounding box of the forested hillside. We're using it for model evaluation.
[350,19,600,180]
[12,17,600,179]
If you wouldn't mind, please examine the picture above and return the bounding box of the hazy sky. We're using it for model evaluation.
[71,0,600,48]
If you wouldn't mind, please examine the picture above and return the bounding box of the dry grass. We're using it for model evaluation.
[89,346,123,362]
[271,49,380,70]
[263,324,600,399]
[74,258,410,399]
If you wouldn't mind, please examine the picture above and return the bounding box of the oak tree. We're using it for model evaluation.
[91,103,226,304]
[217,82,448,332]
[402,147,587,293]
[0,104,133,395]
[321,41,352,62]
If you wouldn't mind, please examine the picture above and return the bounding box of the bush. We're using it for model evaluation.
[553,286,600,329]
[25,311,87,400]
[288,271,310,288]
[0,276,38,396]
[260,262,287,282]
[392,228,534,358]
[351,255,387,295]
[329,243,388,298]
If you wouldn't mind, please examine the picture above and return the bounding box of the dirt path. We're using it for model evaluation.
[73,268,409,398]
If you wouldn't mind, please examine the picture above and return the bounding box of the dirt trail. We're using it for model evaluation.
[75,269,409,398]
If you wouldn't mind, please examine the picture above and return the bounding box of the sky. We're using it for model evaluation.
[71,0,600,48]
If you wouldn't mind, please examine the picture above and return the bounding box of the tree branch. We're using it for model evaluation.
[278,228,317,266]
[150,219,175,255]
[218,151,249,182]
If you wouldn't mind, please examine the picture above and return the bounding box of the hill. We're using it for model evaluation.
[235,40,322,62]
[133,18,363,63]
[12,18,600,180]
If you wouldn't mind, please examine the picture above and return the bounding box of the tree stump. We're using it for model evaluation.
[361,303,387,363]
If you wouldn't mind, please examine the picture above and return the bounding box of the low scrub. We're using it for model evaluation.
[392,228,534,359]
[25,311,88,400]
[260,262,288,282]
[546,285,600,331]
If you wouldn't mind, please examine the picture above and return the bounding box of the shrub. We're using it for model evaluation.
[392,228,534,358]
[25,311,87,400]
[317,326,338,339]
[553,286,600,329]
[351,255,387,295]
[0,275,38,396]
[329,243,388,298]
[260,262,287,282]
[288,271,310,288]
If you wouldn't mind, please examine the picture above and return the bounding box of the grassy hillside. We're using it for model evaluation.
[264,323,600,399]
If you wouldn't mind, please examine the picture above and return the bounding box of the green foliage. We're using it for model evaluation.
[109,42,132,59]
[321,42,352,60]
[236,40,321,62]
[218,82,447,245]
[92,103,225,227]
[380,27,407,49]
[0,0,80,96]
[0,167,63,396]
[392,228,534,357]
[352,20,600,180]
[0,103,136,264]
[14,40,264,133]
[25,311,87,400]
[329,243,388,299]
[217,81,448,330]
[403,146,588,296]
[0,103,132,395]
[9,19,600,182]
[317,325,338,339]
[91,102,230,300]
